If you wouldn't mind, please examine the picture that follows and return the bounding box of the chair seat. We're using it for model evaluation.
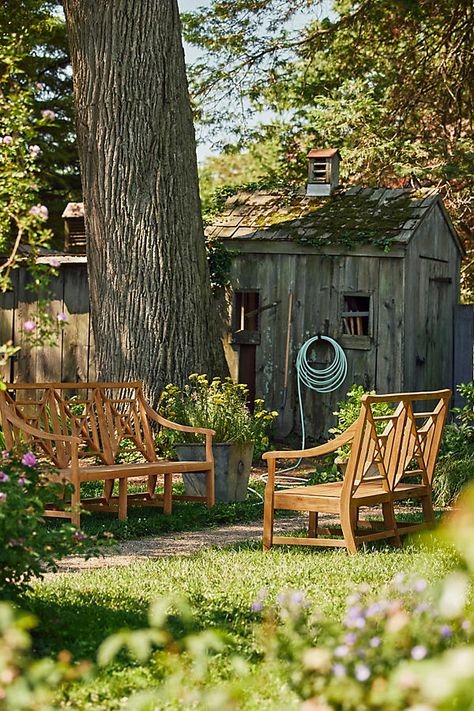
[274,479,393,513]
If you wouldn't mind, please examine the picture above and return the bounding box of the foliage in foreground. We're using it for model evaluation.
[0,450,99,597]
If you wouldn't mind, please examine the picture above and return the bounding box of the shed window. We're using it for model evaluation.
[234,291,260,332]
[311,158,328,183]
[342,295,370,336]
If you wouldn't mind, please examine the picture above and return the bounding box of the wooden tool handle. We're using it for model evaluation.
[283,291,293,389]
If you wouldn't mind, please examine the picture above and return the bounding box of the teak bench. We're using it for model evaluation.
[263,389,451,554]
[0,381,215,526]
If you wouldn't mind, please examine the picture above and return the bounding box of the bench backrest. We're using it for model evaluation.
[342,389,451,497]
[0,382,157,468]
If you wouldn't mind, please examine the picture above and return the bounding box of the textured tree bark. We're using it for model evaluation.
[62,0,227,407]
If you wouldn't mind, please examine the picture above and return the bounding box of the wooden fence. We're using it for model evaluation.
[0,261,96,383]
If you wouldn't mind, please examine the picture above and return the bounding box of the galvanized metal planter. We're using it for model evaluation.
[175,442,254,503]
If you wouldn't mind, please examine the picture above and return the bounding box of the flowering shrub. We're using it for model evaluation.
[157,374,277,460]
[253,571,472,710]
[0,450,98,595]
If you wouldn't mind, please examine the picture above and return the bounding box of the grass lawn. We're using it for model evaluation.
[25,532,460,709]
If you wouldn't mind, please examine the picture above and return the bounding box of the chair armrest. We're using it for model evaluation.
[141,399,216,437]
[262,420,359,461]
[3,408,81,444]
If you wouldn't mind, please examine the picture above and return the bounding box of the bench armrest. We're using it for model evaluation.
[142,399,216,437]
[262,420,359,461]
[3,408,81,444]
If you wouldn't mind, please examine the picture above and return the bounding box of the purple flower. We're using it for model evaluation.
[74,531,88,541]
[413,578,427,593]
[440,624,452,639]
[334,645,349,658]
[21,452,37,467]
[50,258,61,267]
[0,492,6,503]
[18,476,29,486]
[57,312,68,322]
[0,471,9,483]
[1,451,9,458]
[462,620,471,632]
[344,632,357,645]
[354,663,371,682]
[251,600,264,613]
[415,602,431,614]
[365,602,383,618]
[41,109,56,121]
[411,645,427,661]
[2,135,13,145]
[23,320,36,333]
[290,591,306,606]
[369,636,381,648]
[39,205,48,220]
[332,663,346,678]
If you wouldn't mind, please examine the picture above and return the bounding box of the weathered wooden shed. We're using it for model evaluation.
[207,179,468,439]
[0,157,470,439]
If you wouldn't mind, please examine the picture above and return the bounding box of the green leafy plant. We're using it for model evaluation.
[0,449,99,596]
[0,602,90,710]
[329,385,394,461]
[157,374,277,461]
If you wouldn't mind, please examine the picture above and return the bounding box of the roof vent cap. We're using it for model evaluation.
[306,148,340,197]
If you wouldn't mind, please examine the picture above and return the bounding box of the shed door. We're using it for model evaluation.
[415,259,453,390]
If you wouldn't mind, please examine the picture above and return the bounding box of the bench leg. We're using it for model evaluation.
[341,505,358,555]
[308,511,318,538]
[104,479,114,503]
[118,478,128,521]
[147,474,157,498]
[207,466,215,508]
[263,486,274,551]
[163,472,172,514]
[71,483,81,528]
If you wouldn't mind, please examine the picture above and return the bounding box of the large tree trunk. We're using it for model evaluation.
[62,0,226,407]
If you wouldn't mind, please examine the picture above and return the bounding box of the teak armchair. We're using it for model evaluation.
[263,390,451,554]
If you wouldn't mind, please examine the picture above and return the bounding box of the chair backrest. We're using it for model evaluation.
[342,390,451,497]
[0,382,157,468]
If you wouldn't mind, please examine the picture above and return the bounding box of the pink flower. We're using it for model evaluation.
[23,320,36,332]
[21,452,37,467]
[354,663,370,682]
[0,471,9,483]
[41,109,56,121]
[29,144,41,158]
[0,492,6,503]
[50,258,61,267]
[2,135,13,145]
[57,312,68,322]
[39,205,48,219]
[29,205,41,216]
[18,476,29,485]
[411,645,427,661]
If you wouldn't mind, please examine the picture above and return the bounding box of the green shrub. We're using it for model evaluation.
[0,450,99,596]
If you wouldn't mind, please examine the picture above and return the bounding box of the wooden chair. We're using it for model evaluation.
[0,382,215,526]
[263,390,451,554]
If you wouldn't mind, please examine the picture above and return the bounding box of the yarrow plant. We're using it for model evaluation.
[157,374,277,461]
[0,449,99,596]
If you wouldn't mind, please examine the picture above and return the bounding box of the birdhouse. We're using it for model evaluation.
[306,148,341,196]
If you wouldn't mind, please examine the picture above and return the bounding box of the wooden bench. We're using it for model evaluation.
[0,381,215,526]
[263,389,451,554]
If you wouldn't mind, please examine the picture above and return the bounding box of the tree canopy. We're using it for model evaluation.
[185,0,473,294]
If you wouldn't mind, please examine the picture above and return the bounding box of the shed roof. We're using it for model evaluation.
[205,186,461,252]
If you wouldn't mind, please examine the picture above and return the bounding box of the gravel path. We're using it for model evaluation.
[50,513,318,574]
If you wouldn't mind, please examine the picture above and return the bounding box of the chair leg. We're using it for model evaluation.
[263,479,274,551]
[382,502,401,547]
[341,505,358,555]
[308,511,318,538]
[71,482,81,528]
[421,493,436,526]
[163,472,173,514]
